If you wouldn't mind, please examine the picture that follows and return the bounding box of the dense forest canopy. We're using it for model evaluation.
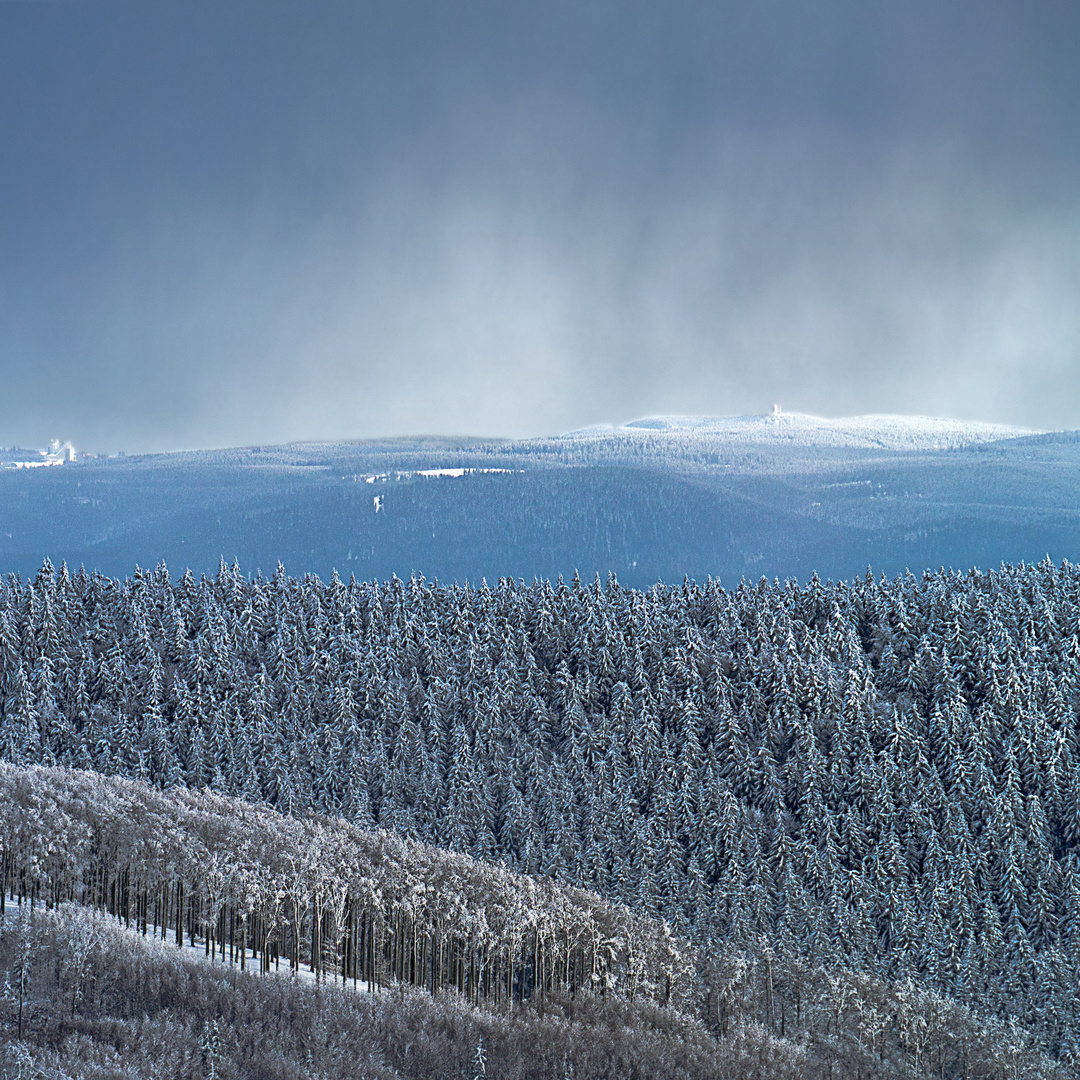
[2,557,1080,1060]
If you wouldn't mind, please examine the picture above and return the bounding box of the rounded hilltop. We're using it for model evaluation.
[562,412,1038,452]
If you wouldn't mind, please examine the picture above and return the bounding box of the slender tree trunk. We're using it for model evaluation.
[351,903,357,988]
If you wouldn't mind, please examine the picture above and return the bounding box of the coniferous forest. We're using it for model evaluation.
[3,555,1080,1076]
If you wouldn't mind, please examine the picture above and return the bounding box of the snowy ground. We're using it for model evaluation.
[361,466,518,483]
[1,901,376,997]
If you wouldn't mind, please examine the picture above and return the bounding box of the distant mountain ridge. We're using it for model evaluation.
[566,411,1038,451]
[0,412,1077,585]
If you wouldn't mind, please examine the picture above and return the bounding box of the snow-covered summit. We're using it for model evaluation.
[562,413,1038,452]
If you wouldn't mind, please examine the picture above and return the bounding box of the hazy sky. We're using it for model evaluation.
[2,1,1079,452]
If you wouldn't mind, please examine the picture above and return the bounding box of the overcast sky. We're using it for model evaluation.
[1,1,1079,452]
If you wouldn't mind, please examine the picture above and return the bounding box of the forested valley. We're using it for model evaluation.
[2,556,1080,1076]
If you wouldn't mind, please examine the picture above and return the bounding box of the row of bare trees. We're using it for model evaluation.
[3,763,1070,1079]
[0,762,694,1010]
[1,901,809,1080]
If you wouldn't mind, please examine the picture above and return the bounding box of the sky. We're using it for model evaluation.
[1,1,1079,453]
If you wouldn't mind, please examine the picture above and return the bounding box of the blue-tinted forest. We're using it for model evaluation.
[2,556,1080,1066]
[3,429,1080,586]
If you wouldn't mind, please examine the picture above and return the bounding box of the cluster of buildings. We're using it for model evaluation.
[0,439,76,469]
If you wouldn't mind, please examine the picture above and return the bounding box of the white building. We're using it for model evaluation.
[2,439,76,469]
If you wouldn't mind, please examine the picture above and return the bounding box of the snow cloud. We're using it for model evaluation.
[1,1,1078,451]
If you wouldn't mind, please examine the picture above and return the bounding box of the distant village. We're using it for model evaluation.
[0,439,76,469]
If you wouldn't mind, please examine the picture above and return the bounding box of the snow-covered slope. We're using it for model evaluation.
[564,412,1038,451]
[0,413,1076,587]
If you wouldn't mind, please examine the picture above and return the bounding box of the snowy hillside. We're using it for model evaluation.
[563,411,1038,451]
[0,414,1077,586]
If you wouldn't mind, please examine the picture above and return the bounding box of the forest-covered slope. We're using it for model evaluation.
[0,763,693,1007]
[4,419,1080,586]
[0,766,1062,1080]
[2,558,1080,1063]
[0,902,792,1080]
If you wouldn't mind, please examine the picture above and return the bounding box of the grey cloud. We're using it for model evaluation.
[1,2,1078,451]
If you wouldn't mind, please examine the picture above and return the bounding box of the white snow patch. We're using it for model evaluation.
[360,467,517,483]
[0,903,376,996]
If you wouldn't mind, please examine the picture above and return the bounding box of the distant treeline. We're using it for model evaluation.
[2,558,1080,1058]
